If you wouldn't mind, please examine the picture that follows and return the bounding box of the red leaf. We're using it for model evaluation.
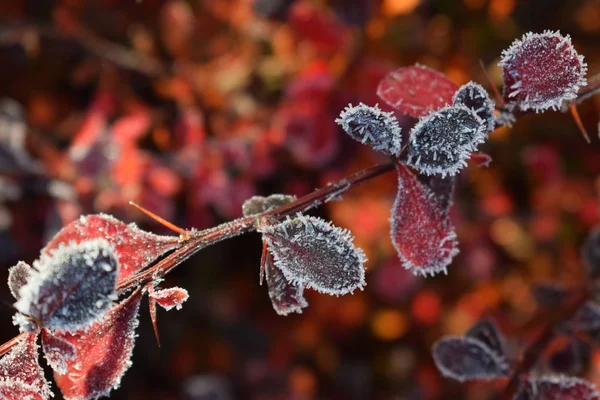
[288,1,348,51]
[150,287,189,311]
[41,214,180,284]
[377,65,459,118]
[470,152,493,168]
[0,333,52,400]
[41,329,77,374]
[390,163,459,276]
[53,288,143,400]
[514,375,600,400]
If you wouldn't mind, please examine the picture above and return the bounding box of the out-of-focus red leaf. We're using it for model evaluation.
[470,152,493,168]
[377,65,458,118]
[69,91,114,162]
[41,214,180,284]
[53,288,143,400]
[111,108,152,148]
[288,1,348,52]
[390,163,459,276]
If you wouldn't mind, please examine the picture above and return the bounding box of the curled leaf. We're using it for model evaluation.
[264,251,308,315]
[15,239,119,333]
[452,81,495,132]
[242,194,297,217]
[262,214,367,295]
[150,287,189,311]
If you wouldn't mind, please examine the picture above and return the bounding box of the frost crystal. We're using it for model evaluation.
[0,333,52,400]
[242,194,297,217]
[14,239,119,333]
[261,214,367,295]
[452,81,495,133]
[53,288,143,400]
[335,103,402,156]
[8,261,32,300]
[466,319,505,358]
[499,31,587,112]
[264,252,308,315]
[514,375,600,400]
[41,329,77,374]
[377,64,458,118]
[406,105,486,177]
[150,287,189,311]
[432,336,509,382]
[390,163,459,277]
[582,226,600,279]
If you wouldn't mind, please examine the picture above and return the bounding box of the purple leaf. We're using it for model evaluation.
[14,239,119,333]
[406,105,486,177]
[452,81,495,133]
[514,375,599,400]
[264,251,308,315]
[390,163,459,277]
[262,214,367,295]
[7,261,32,300]
[499,31,587,112]
[466,319,505,358]
[335,103,403,156]
[432,336,509,382]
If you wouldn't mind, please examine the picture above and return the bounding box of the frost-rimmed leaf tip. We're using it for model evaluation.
[499,30,587,112]
[261,214,367,296]
[452,81,495,133]
[335,103,402,156]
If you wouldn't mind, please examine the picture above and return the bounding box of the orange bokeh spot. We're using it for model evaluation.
[382,0,420,16]
[412,290,441,325]
[372,310,408,341]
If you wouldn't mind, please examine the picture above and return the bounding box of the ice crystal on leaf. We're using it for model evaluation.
[0,333,52,400]
[416,174,456,213]
[8,261,31,300]
[376,64,458,118]
[261,215,367,295]
[499,31,587,112]
[41,214,180,285]
[513,375,600,400]
[582,226,600,279]
[452,81,495,133]
[242,194,297,217]
[53,287,143,400]
[264,252,308,315]
[390,163,459,277]
[432,336,509,382]
[335,103,402,156]
[14,239,119,333]
[406,105,486,177]
[149,287,189,311]
[466,319,505,358]
[41,329,78,375]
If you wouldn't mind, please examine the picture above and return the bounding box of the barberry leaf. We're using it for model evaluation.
[335,103,402,156]
[264,251,308,315]
[416,174,456,213]
[514,375,599,400]
[0,333,52,400]
[261,214,367,295]
[582,226,600,279]
[41,329,77,374]
[432,336,509,382]
[242,194,297,217]
[466,319,505,358]
[470,152,493,168]
[499,31,587,112]
[390,163,459,277]
[406,105,486,177]
[53,287,143,400]
[377,64,458,118]
[452,81,495,133]
[41,214,180,285]
[7,261,32,300]
[14,239,119,333]
[150,287,189,311]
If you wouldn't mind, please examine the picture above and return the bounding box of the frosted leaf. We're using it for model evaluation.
[14,239,119,333]
[466,319,505,358]
[416,174,456,213]
[582,227,600,279]
[377,64,458,118]
[390,163,459,277]
[470,152,493,168]
[567,301,600,332]
[499,31,587,112]
[53,287,143,400]
[452,81,495,132]
[41,213,180,285]
[432,336,509,382]
[531,282,567,307]
[264,251,308,315]
[242,194,297,217]
[150,287,189,311]
[8,261,32,300]
[334,103,402,156]
[0,333,52,400]
[261,214,367,295]
[406,105,486,177]
[41,329,77,374]
[513,375,600,400]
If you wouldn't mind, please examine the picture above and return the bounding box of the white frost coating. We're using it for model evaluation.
[406,105,486,177]
[14,239,119,333]
[452,81,495,133]
[41,330,78,375]
[517,375,600,400]
[261,214,367,296]
[8,261,32,300]
[241,194,297,217]
[335,103,403,156]
[149,287,189,311]
[499,31,587,112]
[432,336,509,383]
